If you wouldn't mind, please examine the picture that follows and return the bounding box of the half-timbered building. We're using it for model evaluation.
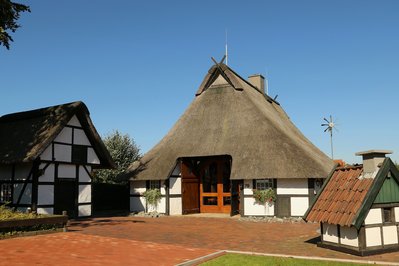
[0,101,114,218]
[304,150,399,255]
[124,61,334,217]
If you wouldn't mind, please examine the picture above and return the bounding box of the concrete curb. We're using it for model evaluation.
[177,249,399,266]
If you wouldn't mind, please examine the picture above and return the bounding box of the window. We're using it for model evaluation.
[72,145,88,164]
[383,207,394,223]
[0,183,12,202]
[255,179,273,190]
[149,180,161,190]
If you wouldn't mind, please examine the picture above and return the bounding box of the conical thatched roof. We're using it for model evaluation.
[126,62,334,180]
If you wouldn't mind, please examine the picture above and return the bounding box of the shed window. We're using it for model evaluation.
[255,179,273,190]
[0,183,12,202]
[149,180,161,190]
[383,207,394,223]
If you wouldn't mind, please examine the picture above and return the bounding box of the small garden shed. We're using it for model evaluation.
[0,101,114,218]
[304,150,399,256]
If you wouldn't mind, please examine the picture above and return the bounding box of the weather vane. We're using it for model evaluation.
[321,115,338,159]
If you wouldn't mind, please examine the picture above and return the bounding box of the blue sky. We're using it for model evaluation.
[1,0,399,164]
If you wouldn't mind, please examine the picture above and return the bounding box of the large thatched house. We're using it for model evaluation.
[304,150,399,256]
[0,102,114,218]
[125,61,334,217]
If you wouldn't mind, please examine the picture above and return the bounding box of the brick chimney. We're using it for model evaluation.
[248,74,265,94]
[355,150,393,173]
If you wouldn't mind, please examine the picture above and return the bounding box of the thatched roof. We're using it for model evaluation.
[0,101,114,168]
[126,63,334,180]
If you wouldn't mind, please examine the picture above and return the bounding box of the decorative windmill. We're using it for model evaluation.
[321,115,338,159]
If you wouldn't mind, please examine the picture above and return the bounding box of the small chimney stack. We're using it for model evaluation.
[355,150,393,173]
[248,74,266,94]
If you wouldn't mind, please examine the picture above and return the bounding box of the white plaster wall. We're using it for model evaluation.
[0,165,12,180]
[290,197,309,216]
[366,227,382,247]
[58,164,76,178]
[130,196,145,212]
[322,223,339,243]
[87,147,100,164]
[78,185,91,203]
[170,197,182,215]
[74,129,91,146]
[39,163,54,182]
[78,205,91,216]
[160,181,166,195]
[395,207,399,223]
[67,115,81,127]
[54,144,71,162]
[14,164,32,180]
[54,127,72,143]
[340,226,359,247]
[148,197,166,213]
[38,185,54,205]
[243,180,253,195]
[171,164,181,176]
[130,180,146,195]
[13,183,32,204]
[277,179,308,195]
[364,208,382,225]
[37,207,53,215]
[79,166,91,182]
[40,145,52,161]
[169,177,181,195]
[383,226,398,245]
[244,197,274,216]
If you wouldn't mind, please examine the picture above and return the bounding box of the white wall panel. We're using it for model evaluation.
[13,183,32,204]
[37,207,53,215]
[160,181,166,195]
[395,207,399,223]
[39,163,55,182]
[340,226,359,247]
[130,196,145,212]
[74,129,91,145]
[148,197,166,213]
[14,164,32,180]
[244,197,274,216]
[383,226,398,245]
[78,185,91,203]
[277,179,308,195]
[364,208,382,225]
[79,166,91,182]
[67,115,82,127]
[54,144,71,162]
[322,223,339,243]
[366,227,382,247]
[290,197,309,216]
[58,164,76,178]
[169,197,182,215]
[0,165,12,180]
[40,145,52,161]
[169,177,181,195]
[38,185,54,205]
[54,127,72,144]
[130,181,146,195]
[87,147,100,164]
[78,205,91,217]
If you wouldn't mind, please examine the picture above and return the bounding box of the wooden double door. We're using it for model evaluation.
[181,156,232,214]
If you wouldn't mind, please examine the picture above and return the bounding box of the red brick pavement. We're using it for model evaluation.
[2,216,399,265]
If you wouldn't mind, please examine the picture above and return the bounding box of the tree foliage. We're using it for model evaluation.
[93,130,140,184]
[0,0,30,49]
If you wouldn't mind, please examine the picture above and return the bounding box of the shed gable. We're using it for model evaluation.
[374,173,399,204]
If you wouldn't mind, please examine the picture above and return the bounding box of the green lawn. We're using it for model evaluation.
[201,254,369,266]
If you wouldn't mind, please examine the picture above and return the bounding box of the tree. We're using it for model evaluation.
[93,130,141,184]
[0,0,30,49]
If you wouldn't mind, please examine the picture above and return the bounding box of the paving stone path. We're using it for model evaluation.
[1,215,399,265]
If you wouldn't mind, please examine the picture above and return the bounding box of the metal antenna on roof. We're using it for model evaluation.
[225,29,228,65]
[321,115,338,159]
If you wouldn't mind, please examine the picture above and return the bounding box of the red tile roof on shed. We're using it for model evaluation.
[305,165,374,227]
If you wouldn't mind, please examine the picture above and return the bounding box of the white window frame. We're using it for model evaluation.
[255,179,273,190]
